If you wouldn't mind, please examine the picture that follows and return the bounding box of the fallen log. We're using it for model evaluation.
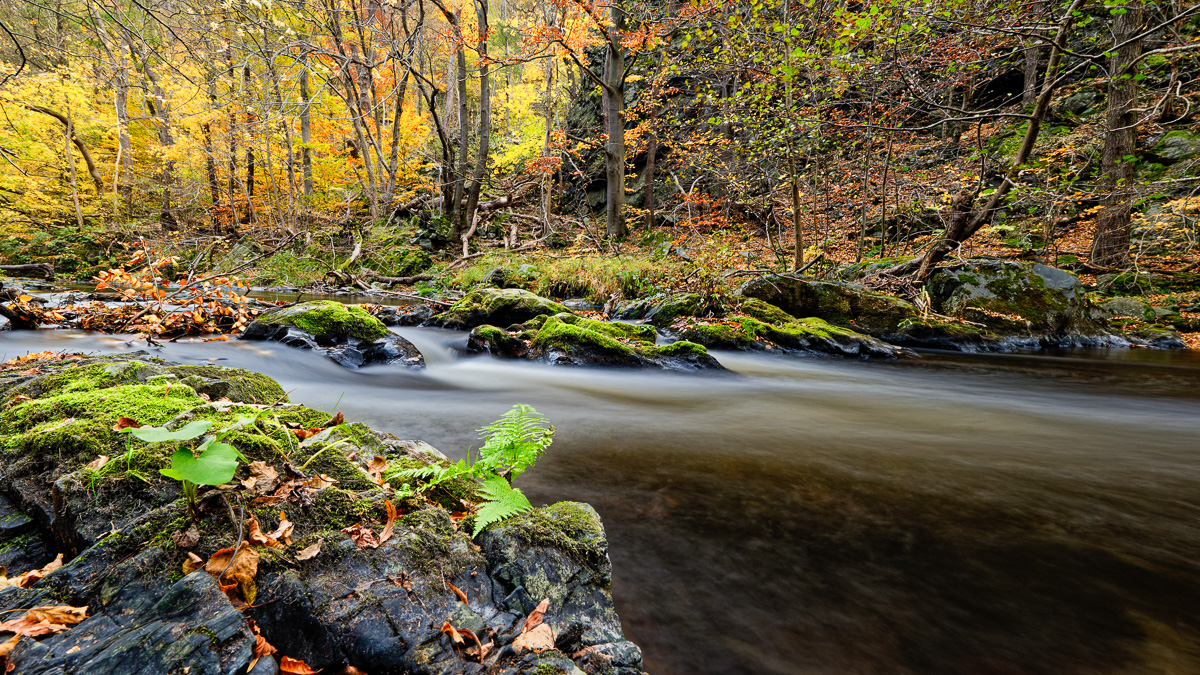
[362,270,439,285]
[0,263,55,280]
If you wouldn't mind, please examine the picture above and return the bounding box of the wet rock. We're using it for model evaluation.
[243,301,424,369]
[429,288,573,330]
[641,292,727,328]
[735,275,917,336]
[1091,296,1155,322]
[374,303,437,327]
[0,354,649,675]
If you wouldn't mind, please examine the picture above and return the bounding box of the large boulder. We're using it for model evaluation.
[735,275,918,336]
[429,288,572,330]
[243,300,424,369]
[0,354,649,675]
[925,260,1093,336]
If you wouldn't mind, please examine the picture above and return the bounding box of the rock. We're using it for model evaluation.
[429,288,573,330]
[243,301,424,369]
[1149,130,1200,162]
[735,275,919,335]
[482,267,510,287]
[926,260,1093,335]
[0,354,649,675]
[465,315,722,371]
[678,299,908,359]
[641,292,726,328]
[375,303,437,327]
[1091,296,1155,322]
[1095,271,1168,294]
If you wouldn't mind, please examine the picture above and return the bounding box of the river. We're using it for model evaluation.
[3,325,1199,675]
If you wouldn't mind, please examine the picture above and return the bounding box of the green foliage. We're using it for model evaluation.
[390,404,554,536]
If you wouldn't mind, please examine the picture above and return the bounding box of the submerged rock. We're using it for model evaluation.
[430,288,572,330]
[0,354,648,675]
[243,300,424,369]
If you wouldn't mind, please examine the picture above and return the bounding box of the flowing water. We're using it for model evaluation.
[3,326,1200,675]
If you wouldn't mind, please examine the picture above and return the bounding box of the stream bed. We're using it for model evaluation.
[2,327,1199,675]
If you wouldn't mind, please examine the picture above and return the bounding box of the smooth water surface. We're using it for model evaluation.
[3,328,1199,675]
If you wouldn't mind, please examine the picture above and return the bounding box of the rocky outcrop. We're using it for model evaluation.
[430,288,573,330]
[243,300,424,369]
[0,354,649,675]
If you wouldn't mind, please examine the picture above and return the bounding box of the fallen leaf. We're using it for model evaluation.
[366,456,388,485]
[447,581,468,605]
[173,525,200,549]
[512,622,555,653]
[182,552,205,575]
[247,618,277,671]
[295,541,322,561]
[112,417,141,431]
[0,634,18,657]
[440,621,464,645]
[323,411,344,428]
[85,455,110,471]
[0,554,63,590]
[303,474,338,490]
[205,542,259,608]
[279,655,321,674]
[341,524,380,550]
[378,501,397,546]
[0,605,88,637]
[268,512,294,546]
[521,597,550,634]
[65,645,80,654]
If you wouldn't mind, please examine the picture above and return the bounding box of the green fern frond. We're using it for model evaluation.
[476,404,554,479]
[472,474,533,536]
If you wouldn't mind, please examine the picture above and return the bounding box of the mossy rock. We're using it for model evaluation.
[1149,130,1200,162]
[528,316,722,371]
[431,288,572,330]
[250,300,389,340]
[1090,296,1156,323]
[927,261,1093,335]
[466,324,528,359]
[642,292,727,328]
[735,275,919,335]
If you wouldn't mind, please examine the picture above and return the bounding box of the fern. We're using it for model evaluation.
[476,404,554,479]
[472,474,533,536]
[388,405,553,536]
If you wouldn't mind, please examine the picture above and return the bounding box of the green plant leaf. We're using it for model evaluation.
[159,441,239,486]
[472,474,533,536]
[128,420,212,443]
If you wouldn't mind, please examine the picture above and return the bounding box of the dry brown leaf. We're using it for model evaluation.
[205,542,259,607]
[512,623,555,654]
[366,456,388,485]
[112,417,141,431]
[268,512,294,546]
[0,634,19,657]
[323,411,344,428]
[172,525,200,549]
[85,455,110,471]
[295,540,322,561]
[0,554,63,590]
[341,524,380,550]
[279,655,321,674]
[247,618,277,666]
[0,605,89,638]
[182,552,205,575]
[447,582,468,605]
[521,597,550,634]
[338,667,369,675]
[246,516,284,549]
[377,501,397,546]
[439,621,464,645]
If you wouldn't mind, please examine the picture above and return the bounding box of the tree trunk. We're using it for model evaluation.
[464,0,491,233]
[300,67,314,196]
[1089,2,1144,268]
[602,4,627,238]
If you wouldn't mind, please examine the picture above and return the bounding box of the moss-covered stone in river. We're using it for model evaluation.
[167,365,287,404]
[431,288,572,330]
[254,300,389,340]
[543,313,657,345]
[532,316,632,356]
[642,292,727,328]
[508,502,607,567]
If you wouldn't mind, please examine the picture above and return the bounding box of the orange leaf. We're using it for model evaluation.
[85,455,110,471]
[112,417,141,431]
[295,540,322,561]
[440,621,464,645]
[279,656,321,674]
[204,542,259,607]
[521,597,550,634]
[0,605,88,637]
[512,623,555,653]
[378,501,397,546]
[448,582,468,605]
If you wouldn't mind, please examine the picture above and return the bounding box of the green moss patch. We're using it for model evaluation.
[256,301,389,340]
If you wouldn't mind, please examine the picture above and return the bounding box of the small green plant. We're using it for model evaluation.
[124,417,254,518]
[390,404,555,536]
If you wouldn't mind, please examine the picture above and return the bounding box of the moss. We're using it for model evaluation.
[738,298,796,325]
[166,365,287,404]
[677,321,755,349]
[547,313,657,345]
[257,301,389,340]
[643,292,726,328]
[509,502,606,564]
[646,340,709,359]
[433,288,572,329]
[531,317,633,356]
